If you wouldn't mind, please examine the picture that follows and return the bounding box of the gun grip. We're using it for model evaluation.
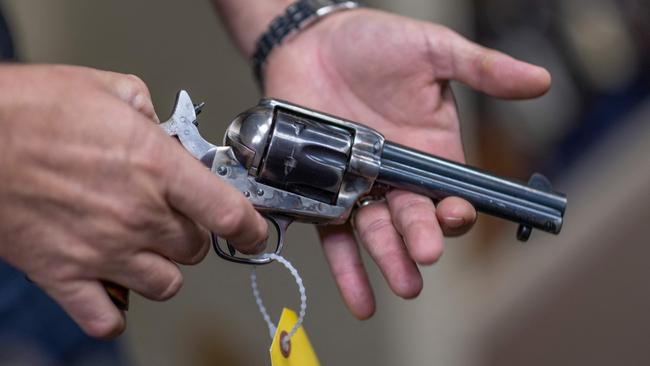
[213,214,292,265]
[103,281,129,311]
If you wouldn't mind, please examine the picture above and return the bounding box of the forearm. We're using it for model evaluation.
[211,0,292,57]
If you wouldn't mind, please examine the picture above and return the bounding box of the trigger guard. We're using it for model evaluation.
[212,215,292,265]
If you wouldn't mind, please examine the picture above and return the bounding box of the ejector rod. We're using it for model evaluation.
[377,142,566,236]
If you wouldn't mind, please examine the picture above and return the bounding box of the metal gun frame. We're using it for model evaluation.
[160,90,567,265]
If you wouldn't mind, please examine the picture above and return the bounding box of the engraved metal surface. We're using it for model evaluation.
[210,146,347,222]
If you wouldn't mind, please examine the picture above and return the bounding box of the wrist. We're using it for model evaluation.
[251,0,364,86]
[212,0,294,58]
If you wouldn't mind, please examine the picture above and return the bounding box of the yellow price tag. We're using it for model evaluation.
[270,308,320,366]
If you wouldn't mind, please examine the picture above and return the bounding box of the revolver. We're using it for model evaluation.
[160,90,567,265]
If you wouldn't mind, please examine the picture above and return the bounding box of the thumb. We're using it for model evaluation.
[83,67,160,123]
[161,139,268,254]
[429,24,551,99]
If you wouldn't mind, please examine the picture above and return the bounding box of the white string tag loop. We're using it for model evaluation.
[250,253,307,347]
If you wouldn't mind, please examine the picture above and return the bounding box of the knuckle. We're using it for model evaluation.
[182,230,211,265]
[375,243,406,263]
[215,206,249,238]
[117,132,168,195]
[99,157,170,238]
[357,215,393,245]
[395,196,432,214]
[393,198,434,228]
[96,103,166,181]
[124,74,148,94]
[55,259,91,282]
[431,25,464,76]
[48,64,75,78]
[129,137,167,180]
[83,312,125,339]
[116,201,158,232]
[154,270,183,301]
[145,265,183,301]
[431,24,454,49]
[47,243,99,282]
[433,24,455,42]
[43,264,77,284]
[118,74,150,109]
[185,243,209,265]
[402,215,434,235]
[332,261,365,284]
[474,52,494,77]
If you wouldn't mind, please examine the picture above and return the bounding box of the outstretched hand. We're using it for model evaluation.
[262,8,551,319]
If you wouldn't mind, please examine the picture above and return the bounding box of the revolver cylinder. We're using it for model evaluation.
[225,99,383,225]
[257,110,353,204]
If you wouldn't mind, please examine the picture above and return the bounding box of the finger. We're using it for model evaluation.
[106,252,183,301]
[386,190,444,265]
[354,202,422,299]
[44,279,125,339]
[428,25,551,99]
[163,145,268,254]
[435,196,477,237]
[86,68,159,122]
[153,210,211,265]
[318,225,375,319]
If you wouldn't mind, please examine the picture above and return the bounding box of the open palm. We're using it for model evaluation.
[262,8,551,319]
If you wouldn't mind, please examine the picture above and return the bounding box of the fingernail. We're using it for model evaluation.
[131,93,144,109]
[444,217,465,229]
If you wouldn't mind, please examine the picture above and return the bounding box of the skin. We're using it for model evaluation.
[259,9,552,319]
[0,65,268,338]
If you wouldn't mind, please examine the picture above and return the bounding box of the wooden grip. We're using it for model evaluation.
[103,281,129,310]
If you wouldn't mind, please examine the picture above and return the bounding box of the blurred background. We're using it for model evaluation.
[1,0,649,365]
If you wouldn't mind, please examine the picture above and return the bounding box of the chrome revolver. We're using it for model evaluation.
[160,90,567,265]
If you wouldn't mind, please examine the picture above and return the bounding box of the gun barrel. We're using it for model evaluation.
[377,142,566,236]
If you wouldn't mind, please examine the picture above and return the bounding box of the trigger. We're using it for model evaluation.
[211,214,293,265]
